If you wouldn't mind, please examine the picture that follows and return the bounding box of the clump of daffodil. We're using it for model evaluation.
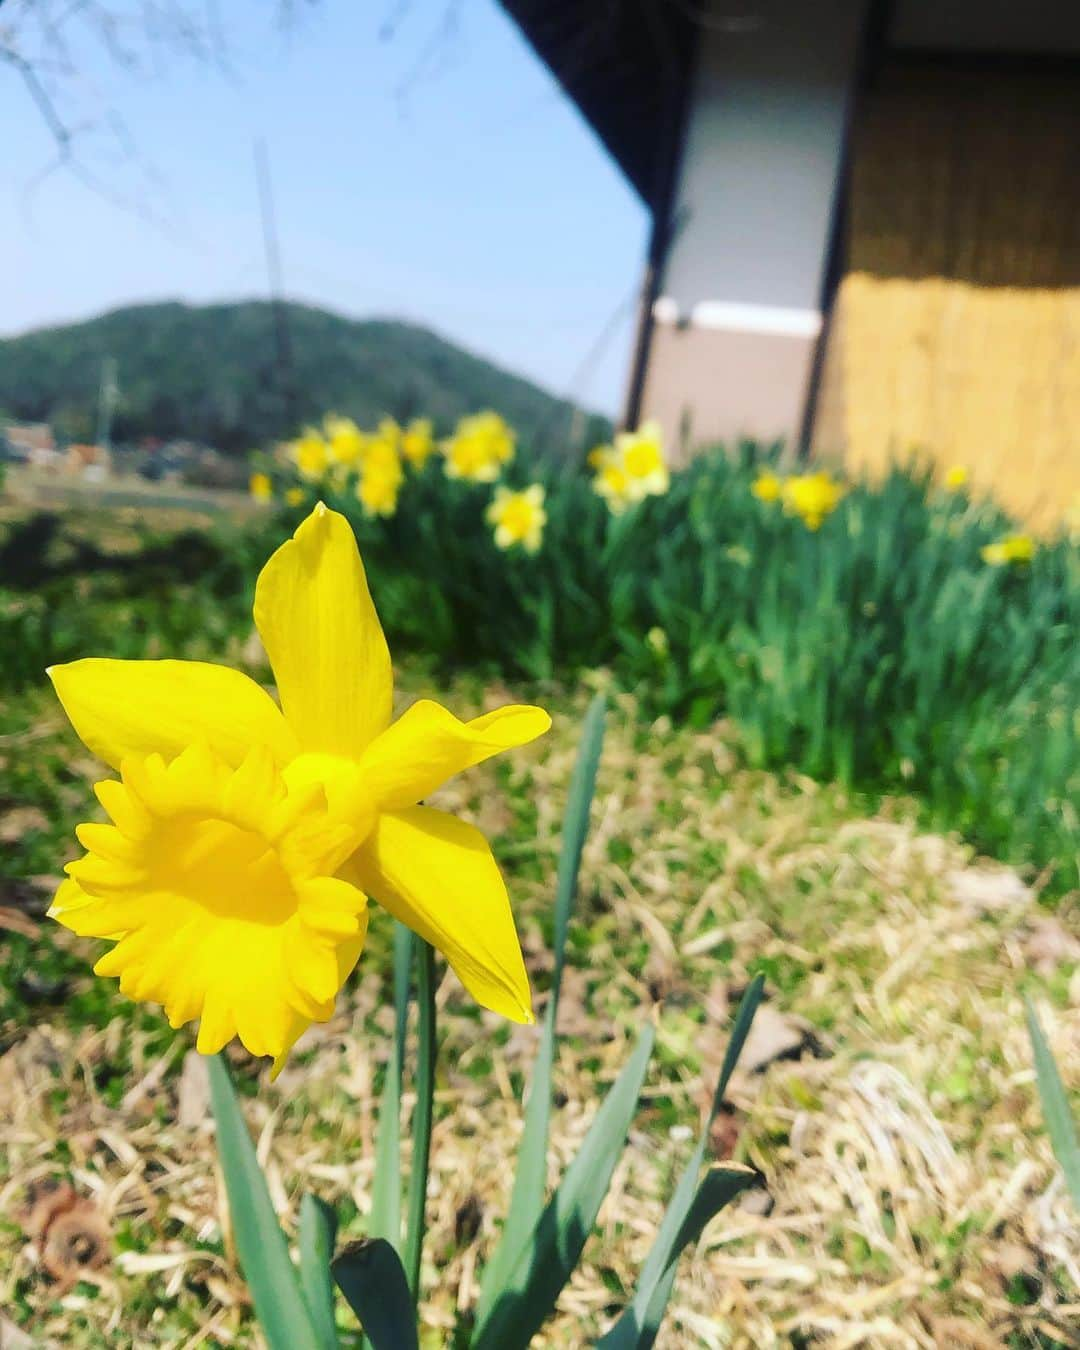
[323,414,367,468]
[47,504,549,1072]
[290,429,330,483]
[443,411,515,483]
[249,472,273,503]
[944,464,969,491]
[486,484,546,554]
[751,471,782,503]
[285,486,306,508]
[401,418,435,470]
[981,532,1034,566]
[782,471,846,531]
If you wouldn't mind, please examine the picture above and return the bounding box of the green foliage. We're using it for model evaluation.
[475,693,607,1323]
[0,301,601,452]
[332,1240,419,1350]
[296,449,1079,894]
[205,1056,325,1350]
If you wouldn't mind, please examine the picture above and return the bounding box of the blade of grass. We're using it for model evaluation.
[1024,995,1080,1208]
[471,1021,656,1350]
[206,1055,321,1350]
[332,1239,419,1350]
[298,1194,339,1350]
[476,693,607,1322]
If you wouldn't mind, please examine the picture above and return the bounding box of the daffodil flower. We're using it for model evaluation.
[751,471,782,504]
[48,505,550,1071]
[486,484,547,553]
[781,471,846,531]
[616,421,669,502]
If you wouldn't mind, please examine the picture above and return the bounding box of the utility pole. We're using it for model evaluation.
[96,356,118,451]
[254,137,296,433]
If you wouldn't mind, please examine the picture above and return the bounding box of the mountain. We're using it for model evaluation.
[0,300,610,454]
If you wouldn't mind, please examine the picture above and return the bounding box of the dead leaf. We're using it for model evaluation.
[40,1202,110,1287]
[178,1049,211,1128]
[735,1004,817,1075]
[0,1316,33,1349]
[0,907,40,938]
[1023,915,1080,976]
[946,868,1031,913]
[19,1178,111,1290]
[0,806,49,843]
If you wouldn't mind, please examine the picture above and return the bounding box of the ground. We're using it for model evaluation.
[1,656,1077,1348]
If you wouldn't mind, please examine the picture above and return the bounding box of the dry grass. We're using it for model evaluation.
[1,676,1077,1348]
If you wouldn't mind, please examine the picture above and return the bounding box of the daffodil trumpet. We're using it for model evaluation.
[48,504,550,1072]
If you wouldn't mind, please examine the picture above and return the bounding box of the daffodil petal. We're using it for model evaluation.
[271,926,367,1079]
[254,503,392,757]
[350,806,532,1023]
[48,659,297,772]
[356,699,551,809]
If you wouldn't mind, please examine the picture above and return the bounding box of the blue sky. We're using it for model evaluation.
[0,0,648,414]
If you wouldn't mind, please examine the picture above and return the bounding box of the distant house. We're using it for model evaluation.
[501,0,1080,527]
[3,423,56,463]
[66,443,113,482]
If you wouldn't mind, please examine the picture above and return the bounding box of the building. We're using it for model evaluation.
[501,0,1080,528]
[3,423,56,463]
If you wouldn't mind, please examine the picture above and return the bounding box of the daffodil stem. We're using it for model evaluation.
[404,938,436,1305]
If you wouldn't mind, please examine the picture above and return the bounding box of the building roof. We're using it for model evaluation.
[499,0,697,208]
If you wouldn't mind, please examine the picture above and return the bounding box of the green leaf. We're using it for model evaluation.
[403,939,437,1303]
[332,1239,419,1350]
[597,975,766,1349]
[603,1166,758,1350]
[1025,996,1080,1208]
[471,1021,655,1350]
[709,974,766,1117]
[369,923,413,1252]
[298,1194,339,1350]
[476,693,607,1323]
[207,1055,322,1350]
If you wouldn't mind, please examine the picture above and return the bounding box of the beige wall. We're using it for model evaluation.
[641,315,816,460]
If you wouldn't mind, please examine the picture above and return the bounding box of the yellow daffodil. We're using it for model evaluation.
[285,487,306,508]
[486,484,547,554]
[981,533,1034,566]
[47,505,549,1071]
[782,471,846,530]
[586,445,612,471]
[751,471,782,503]
[357,461,402,518]
[594,461,632,515]
[401,418,435,469]
[944,464,969,491]
[374,416,400,447]
[291,430,329,483]
[361,434,403,478]
[443,411,515,483]
[249,472,273,503]
[323,414,367,467]
[616,421,669,502]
